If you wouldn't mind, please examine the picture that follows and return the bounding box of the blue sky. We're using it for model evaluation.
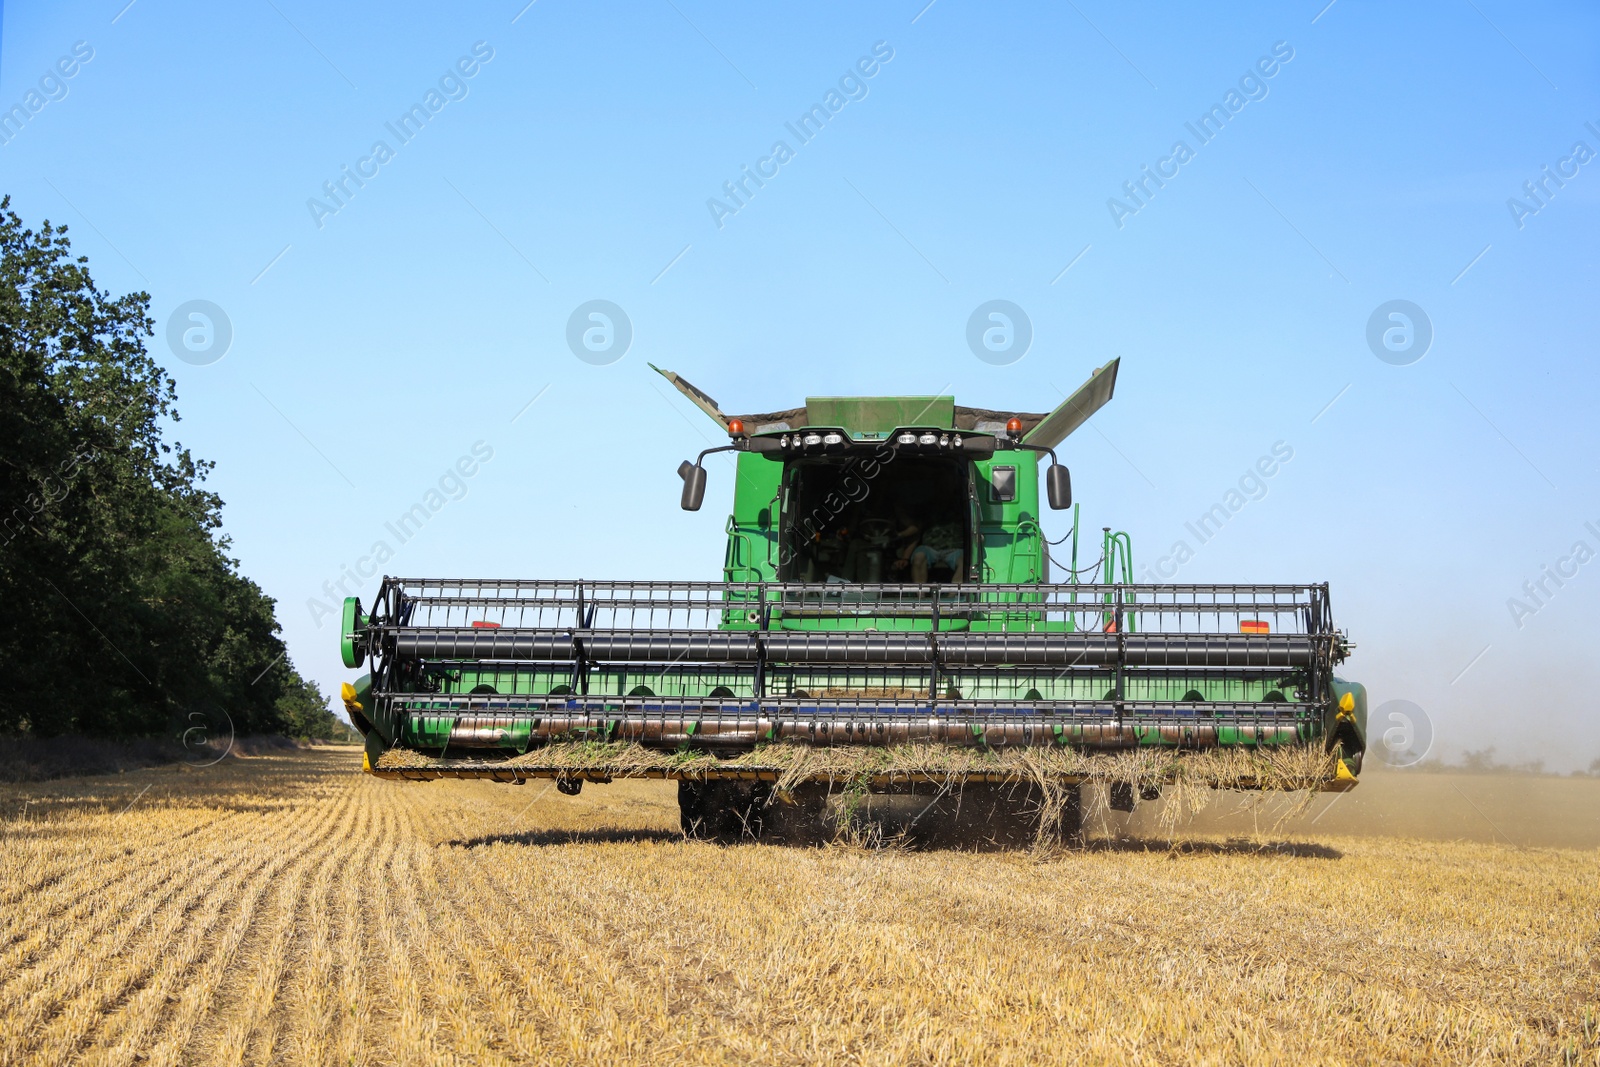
[3,0,1597,768]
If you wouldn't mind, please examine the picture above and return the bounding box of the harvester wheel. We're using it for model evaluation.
[762,784,832,844]
[678,780,772,842]
[678,780,713,838]
[1056,785,1084,844]
[915,781,1082,849]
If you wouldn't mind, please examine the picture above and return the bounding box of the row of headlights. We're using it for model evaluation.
[777,431,965,449]
[779,432,846,448]
[897,431,963,448]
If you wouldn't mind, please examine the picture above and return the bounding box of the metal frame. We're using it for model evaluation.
[355,578,1344,756]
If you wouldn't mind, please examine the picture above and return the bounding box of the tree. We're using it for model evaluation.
[276,676,357,742]
[0,196,331,738]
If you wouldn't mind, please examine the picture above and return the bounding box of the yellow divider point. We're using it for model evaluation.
[1337,691,1355,720]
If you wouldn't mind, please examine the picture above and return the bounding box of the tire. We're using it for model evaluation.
[1055,784,1084,844]
[678,780,772,842]
[762,783,832,844]
[678,780,714,838]
[915,780,1082,850]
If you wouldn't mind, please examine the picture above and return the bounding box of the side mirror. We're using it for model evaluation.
[679,462,707,511]
[1046,464,1071,510]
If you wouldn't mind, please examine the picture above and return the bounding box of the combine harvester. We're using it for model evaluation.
[338,359,1367,843]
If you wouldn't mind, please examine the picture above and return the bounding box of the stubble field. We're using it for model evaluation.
[0,748,1596,1066]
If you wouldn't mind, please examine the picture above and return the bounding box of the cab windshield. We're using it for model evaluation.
[778,454,970,583]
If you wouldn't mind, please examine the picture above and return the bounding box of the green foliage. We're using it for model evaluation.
[275,676,357,742]
[0,196,333,739]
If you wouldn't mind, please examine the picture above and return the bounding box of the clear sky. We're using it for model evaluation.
[3,0,1596,769]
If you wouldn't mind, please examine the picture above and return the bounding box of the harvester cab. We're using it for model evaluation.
[338,358,1367,844]
[659,362,1090,588]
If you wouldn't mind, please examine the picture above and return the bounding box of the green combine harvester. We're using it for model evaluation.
[338,359,1367,842]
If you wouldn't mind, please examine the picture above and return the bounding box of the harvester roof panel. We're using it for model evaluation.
[734,402,1050,437]
[649,360,1118,444]
[803,396,955,436]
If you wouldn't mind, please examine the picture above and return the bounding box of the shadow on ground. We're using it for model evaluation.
[453,828,683,849]
[1085,837,1342,858]
[449,825,1342,859]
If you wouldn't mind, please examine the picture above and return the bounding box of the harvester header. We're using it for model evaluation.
[338,359,1366,842]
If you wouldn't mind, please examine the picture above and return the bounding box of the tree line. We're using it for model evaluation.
[0,197,347,741]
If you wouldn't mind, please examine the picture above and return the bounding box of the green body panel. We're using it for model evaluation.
[974,452,1047,584]
[723,451,782,582]
[804,395,956,436]
[340,598,364,668]
[721,446,1051,587]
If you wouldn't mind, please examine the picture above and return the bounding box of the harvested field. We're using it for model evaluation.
[0,749,1596,1065]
